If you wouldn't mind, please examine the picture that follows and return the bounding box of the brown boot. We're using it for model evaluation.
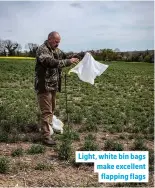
[42,138,56,146]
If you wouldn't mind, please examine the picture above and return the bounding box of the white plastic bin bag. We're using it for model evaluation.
[68,52,109,84]
[50,115,64,135]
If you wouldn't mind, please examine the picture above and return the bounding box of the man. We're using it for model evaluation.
[35,31,79,146]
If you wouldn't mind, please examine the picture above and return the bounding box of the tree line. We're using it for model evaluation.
[0,39,154,63]
[92,49,154,63]
[0,39,38,57]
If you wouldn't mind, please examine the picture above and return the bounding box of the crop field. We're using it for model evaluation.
[0,58,154,187]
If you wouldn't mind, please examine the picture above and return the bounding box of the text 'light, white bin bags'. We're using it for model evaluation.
[68,52,109,84]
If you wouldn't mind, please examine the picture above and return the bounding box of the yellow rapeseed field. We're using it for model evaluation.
[0,56,35,60]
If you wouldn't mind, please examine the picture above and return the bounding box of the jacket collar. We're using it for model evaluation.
[44,40,53,52]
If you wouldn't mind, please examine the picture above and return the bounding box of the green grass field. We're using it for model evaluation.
[0,58,154,187]
[0,59,153,137]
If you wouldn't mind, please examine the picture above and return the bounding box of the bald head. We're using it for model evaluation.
[48,31,60,39]
[48,31,61,49]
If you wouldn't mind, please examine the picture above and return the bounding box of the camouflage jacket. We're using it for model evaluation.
[34,40,72,94]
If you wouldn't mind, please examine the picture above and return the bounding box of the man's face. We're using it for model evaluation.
[48,34,61,49]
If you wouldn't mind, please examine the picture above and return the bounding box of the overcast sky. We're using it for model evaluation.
[0,1,154,52]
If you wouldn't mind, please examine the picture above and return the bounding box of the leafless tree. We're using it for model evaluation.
[0,39,5,55]
[26,43,39,57]
[3,40,19,56]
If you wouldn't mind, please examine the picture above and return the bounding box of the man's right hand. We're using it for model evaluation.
[70,58,79,64]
